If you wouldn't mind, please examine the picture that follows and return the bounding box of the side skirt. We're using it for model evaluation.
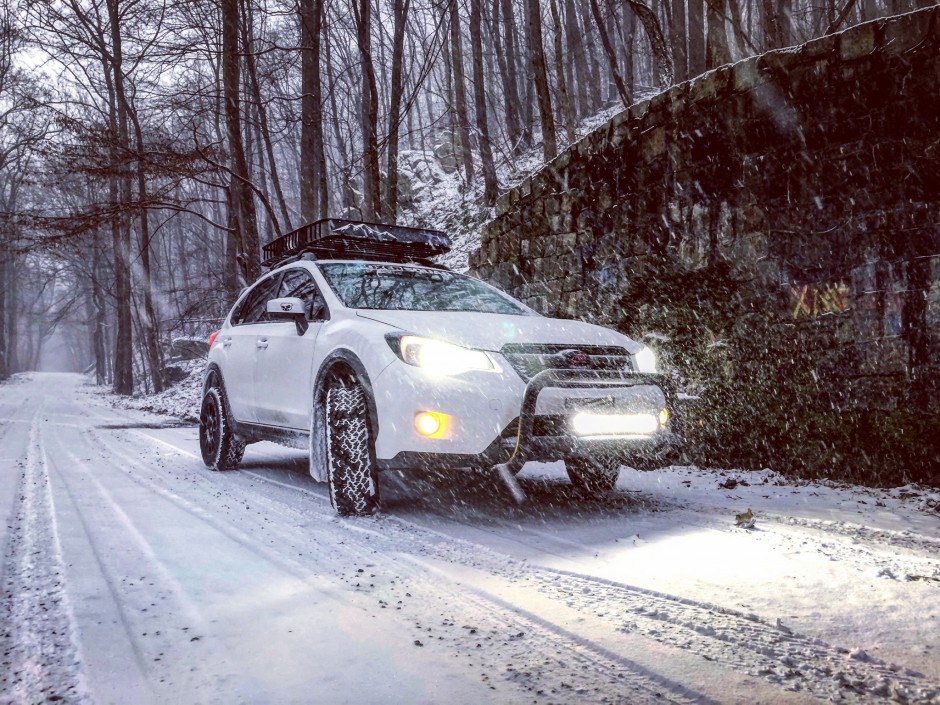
[236,421,310,450]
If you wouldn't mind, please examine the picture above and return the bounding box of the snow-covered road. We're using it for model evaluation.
[1,373,938,705]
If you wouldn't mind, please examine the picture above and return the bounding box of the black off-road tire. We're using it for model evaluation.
[565,455,621,493]
[199,385,246,470]
[325,382,380,516]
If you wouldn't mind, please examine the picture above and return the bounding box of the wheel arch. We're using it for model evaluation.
[201,363,244,437]
[308,350,380,483]
[203,362,225,394]
[313,350,379,436]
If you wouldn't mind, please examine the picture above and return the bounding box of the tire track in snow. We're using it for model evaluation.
[95,426,940,704]
[658,504,940,585]
[0,413,90,705]
[762,513,940,556]
[92,430,722,704]
[411,565,714,705]
[363,515,940,705]
[43,421,246,704]
[656,490,940,559]
[0,396,31,449]
[522,567,939,705]
[80,427,351,595]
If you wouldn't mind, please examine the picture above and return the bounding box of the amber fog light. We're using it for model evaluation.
[659,408,669,427]
[415,411,447,437]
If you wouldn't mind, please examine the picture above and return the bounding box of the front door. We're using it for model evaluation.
[253,267,329,429]
[221,273,282,423]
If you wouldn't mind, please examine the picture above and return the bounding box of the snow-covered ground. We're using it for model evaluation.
[1,372,938,705]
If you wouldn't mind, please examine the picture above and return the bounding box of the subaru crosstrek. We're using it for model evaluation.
[200,219,677,515]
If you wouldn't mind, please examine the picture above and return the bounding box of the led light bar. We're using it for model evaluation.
[572,412,659,437]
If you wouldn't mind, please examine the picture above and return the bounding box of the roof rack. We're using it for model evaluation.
[261,218,451,269]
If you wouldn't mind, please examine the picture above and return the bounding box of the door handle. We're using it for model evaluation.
[222,337,232,348]
[256,339,269,349]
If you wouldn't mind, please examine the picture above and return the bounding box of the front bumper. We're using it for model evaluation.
[494,369,676,475]
[375,366,678,472]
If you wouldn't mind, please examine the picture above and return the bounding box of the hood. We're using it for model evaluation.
[355,310,643,354]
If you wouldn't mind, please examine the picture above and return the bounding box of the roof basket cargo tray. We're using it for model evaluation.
[261,218,451,268]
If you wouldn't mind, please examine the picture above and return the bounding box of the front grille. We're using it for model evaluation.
[500,343,633,381]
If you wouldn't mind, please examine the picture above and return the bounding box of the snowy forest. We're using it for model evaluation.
[0,0,929,394]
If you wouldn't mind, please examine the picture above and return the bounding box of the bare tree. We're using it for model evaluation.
[300,0,327,222]
[706,0,732,67]
[525,0,557,161]
[470,0,498,203]
[221,0,261,281]
[548,0,576,141]
[353,0,381,221]
[450,0,475,185]
[384,0,412,221]
[590,0,633,107]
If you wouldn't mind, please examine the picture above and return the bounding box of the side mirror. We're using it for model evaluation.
[267,297,309,335]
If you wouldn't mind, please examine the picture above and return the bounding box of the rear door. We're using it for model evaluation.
[252,267,329,429]
[219,274,281,423]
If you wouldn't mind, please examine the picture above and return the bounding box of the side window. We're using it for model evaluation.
[278,268,329,321]
[233,275,281,325]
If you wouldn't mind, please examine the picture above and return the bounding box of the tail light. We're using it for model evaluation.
[208,330,220,349]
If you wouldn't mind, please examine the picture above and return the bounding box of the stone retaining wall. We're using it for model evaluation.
[470,8,940,483]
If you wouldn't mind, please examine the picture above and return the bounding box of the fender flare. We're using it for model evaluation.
[309,350,380,482]
[202,363,243,437]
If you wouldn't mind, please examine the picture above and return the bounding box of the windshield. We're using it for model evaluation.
[317,262,530,314]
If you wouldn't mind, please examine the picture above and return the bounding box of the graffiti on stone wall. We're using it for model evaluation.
[790,282,851,319]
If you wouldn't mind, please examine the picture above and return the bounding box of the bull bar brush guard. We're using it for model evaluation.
[494,368,678,503]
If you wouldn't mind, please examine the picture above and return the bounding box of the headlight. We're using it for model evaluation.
[633,345,658,373]
[387,334,495,375]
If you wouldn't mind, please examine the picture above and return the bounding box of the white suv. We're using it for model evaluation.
[200,219,677,515]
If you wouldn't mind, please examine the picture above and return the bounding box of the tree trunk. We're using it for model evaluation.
[0,242,7,379]
[590,0,632,107]
[354,0,381,221]
[578,0,604,112]
[548,0,575,143]
[384,0,412,221]
[621,3,636,96]
[761,0,782,48]
[689,0,706,75]
[470,0,498,204]
[615,0,674,88]
[775,0,792,46]
[670,0,688,81]
[525,0,557,161]
[564,0,591,118]
[224,184,241,305]
[324,26,349,217]
[727,0,755,57]
[450,0,475,186]
[299,0,327,223]
[92,235,107,385]
[106,0,134,395]
[241,2,291,232]
[488,0,514,153]
[5,253,16,375]
[129,108,165,393]
[497,0,527,150]
[706,0,731,68]
[221,0,261,282]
